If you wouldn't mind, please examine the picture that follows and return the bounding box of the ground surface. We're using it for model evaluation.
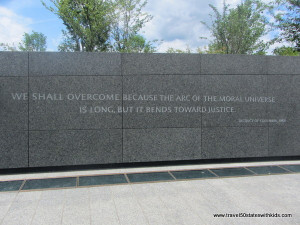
[0,160,299,225]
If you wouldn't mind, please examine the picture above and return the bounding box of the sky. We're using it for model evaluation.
[0,0,283,53]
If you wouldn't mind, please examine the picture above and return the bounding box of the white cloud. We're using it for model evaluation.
[0,6,32,46]
[261,33,292,54]
[158,39,190,52]
[215,0,241,10]
[141,0,277,53]
[142,0,214,52]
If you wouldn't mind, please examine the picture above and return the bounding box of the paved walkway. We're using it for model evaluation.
[0,160,299,225]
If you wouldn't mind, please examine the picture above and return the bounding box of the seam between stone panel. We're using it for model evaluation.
[200,74,203,159]
[24,126,275,132]
[28,128,123,131]
[267,75,270,157]
[0,75,28,77]
[121,53,124,163]
[199,53,202,75]
[199,55,203,159]
[29,128,122,131]
[121,73,272,76]
[28,74,122,77]
[199,53,203,159]
[3,73,285,77]
[27,52,30,168]
[122,126,267,129]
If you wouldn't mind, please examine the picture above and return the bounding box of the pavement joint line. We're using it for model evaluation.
[243,167,258,175]
[127,181,151,225]
[60,187,67,225]
[29,189,43,225]
[124,173,131,183]
[167,171,177,180]
[0,186,20,225]
[207,169,219,177]
[19,179,26,192]
[76,176,79,187]
[277,164,294,173]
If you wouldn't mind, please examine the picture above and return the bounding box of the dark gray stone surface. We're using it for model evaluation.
[201,54,267,75]
[267,75,299,127]
[0,53,299,169]
[29,52,121,76]
[123,128,202,162]
[202,127,268,159]
[29,76,122,130]
[267,56,300,75]
[29,129,122,167]
[122,53,200,75]
[123,75,202,128]
[0,52,28,77]
[0,131,28,169]
[0,77,28,130]
[201,75,268,127]
[269,126,300,156]
[22,177,76,190]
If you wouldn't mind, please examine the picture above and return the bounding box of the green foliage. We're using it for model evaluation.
[19,31,47,51]
[273,46,300,55]
[202,0,269,54]
[271,0,300,52]
[1,31,46,52]
[57,30,80,52]
[110,0,154,52]
[42,0,113,52]
[43,0,155,52]
[125,34,156,53]
[197,43,227,54]
[0,43,17,51]
[166,46,192,53]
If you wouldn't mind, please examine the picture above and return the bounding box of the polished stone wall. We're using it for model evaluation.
[0,52,299,168]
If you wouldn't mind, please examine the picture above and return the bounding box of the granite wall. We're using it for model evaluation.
[0,52,299,169]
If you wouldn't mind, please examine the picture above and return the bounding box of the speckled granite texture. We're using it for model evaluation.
[0,52,299,168]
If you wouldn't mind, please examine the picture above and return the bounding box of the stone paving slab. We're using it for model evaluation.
[0,161,299,225]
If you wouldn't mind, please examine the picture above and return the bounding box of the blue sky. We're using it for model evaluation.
[0,0,64,51]
[0,0,283,53]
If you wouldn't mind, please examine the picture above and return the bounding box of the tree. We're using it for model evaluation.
[43,0,155,52]
[202,0,269,54]
[0,43,17,51]
[197,44,227,54]
[109,0,154,52]
[0,31,46,52]
[42,0,113,52]
[273,46,300,56]
[19,31,47,51]
[166,46,192,53]
[271,0,300,53]
[58,30,80,52]
[125,34,156,53]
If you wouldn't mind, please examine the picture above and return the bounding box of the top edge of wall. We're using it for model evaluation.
[0,52,299,77]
